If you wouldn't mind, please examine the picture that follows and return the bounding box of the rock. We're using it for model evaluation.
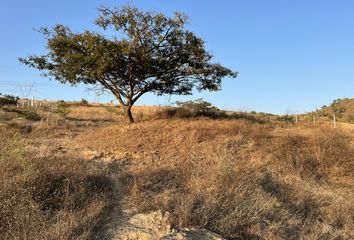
[56,146,68,153]
[114,211,225,240]
[49,145,68,154]
[162,228,225,240]
[80,149,103,160]
[116,211,171,240]
[112,151,130,159]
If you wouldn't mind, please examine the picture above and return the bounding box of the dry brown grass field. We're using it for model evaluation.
[0,103,353,239]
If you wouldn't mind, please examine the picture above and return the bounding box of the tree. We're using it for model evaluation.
[20,5,237,123]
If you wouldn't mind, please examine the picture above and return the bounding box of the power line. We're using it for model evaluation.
[0,81,61,87]
[0,90,17,93]
[17,83,35,99]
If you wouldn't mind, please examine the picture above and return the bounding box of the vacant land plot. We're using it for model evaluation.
[1,104,353,239]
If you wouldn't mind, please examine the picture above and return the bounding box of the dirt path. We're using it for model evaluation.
[26,117,225,240]
[77,149,225,240]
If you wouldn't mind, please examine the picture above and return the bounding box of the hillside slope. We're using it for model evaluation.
[1,104,354,239]
[76,118,354,239]
[313,98,354,123]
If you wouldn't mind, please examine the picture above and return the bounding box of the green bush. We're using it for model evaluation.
[330,99,346,118]
[276,115,295,123]
[154,100,265,122]
[2,107,41,121]
[56,102,70,118]
[0,94,19,106]
[175,98,220,113]
[80,98,89,105]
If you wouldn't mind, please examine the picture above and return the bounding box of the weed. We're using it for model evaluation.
[2,107,41,121]
[56,102,70,118]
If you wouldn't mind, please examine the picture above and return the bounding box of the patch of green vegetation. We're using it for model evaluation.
[175,98,221,113]
[2,107,41,121]
[79,98,89,105]
[330,98,346,118]
[55,101,70,118]
[71,99,90,106]
[276,115,295,123]
[0,94,19,106]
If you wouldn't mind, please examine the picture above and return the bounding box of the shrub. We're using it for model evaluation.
[2,107,41,121]
[153,99,229,119]
[6,122,32,133]
[0,94,19,106]
[153,107,265,123]
[276,114,295,123]
[330,99,346,118]
[175,98,220,113]
[56,102,70,118]
[80,98,89,105]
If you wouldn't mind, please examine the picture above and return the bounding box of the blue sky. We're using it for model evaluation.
[1,0,354,114]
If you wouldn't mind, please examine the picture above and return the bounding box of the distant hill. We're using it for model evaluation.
[313,98,354,123]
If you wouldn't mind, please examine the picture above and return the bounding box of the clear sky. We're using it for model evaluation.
[1,0,354,114]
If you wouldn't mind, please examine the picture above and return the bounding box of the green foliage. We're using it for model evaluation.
[330,99,346,117]
[316,109,329,117]
[79,98,88,105]
[154,100,267,123]
[175,98,220,113]
[19,5,237,122]
[2,107,41,121]
[276,115,295,123]
[56,102,70,118]
[173,99,225,118]
[0,94,19,106]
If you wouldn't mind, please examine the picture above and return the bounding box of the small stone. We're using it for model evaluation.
[81,149,103,160]
[113,211,225,240]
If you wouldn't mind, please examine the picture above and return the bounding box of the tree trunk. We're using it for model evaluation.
[126,106,134,123]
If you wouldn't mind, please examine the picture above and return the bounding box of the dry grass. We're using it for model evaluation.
[78,119,354,239]
[1,104,354,239]
[0,112,114,240]
[67,105,122,122]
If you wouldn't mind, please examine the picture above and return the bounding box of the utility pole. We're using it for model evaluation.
[333,115,336,128]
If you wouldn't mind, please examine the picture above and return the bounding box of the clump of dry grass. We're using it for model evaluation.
[0,128,114,240]
[78,119,354,239]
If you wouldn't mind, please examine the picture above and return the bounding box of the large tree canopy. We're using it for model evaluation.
[20,5,237,122]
